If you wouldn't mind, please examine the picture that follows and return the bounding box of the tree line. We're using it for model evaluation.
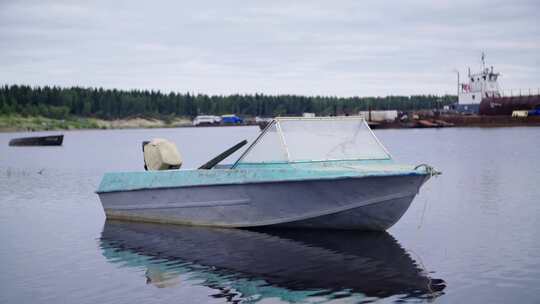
[0,85,456,120]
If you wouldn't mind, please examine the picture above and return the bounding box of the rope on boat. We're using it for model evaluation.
[414,163,442,230]
[413,163,440,230]
[418,193,429,230]
[414,163,441,177]
[414,163,438,230]
[408,164,444,298]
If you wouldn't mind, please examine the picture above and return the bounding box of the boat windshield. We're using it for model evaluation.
[235,117,391,165]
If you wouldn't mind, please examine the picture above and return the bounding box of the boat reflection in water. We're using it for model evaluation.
[100,220,446,302]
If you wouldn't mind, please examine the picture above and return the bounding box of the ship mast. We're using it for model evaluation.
[454,70,460,97]
[481,52,486,98]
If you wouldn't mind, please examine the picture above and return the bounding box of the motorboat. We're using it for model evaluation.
[9,134,63,146]
[96,116,439,230]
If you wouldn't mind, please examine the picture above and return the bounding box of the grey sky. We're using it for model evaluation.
[1,0,538,96]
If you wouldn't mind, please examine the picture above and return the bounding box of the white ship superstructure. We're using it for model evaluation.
[456,54,502,113]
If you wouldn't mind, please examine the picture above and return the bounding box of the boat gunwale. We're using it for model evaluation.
[96,170,428,194]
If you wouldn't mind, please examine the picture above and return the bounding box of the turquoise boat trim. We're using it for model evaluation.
[234,158,394,169]
[97,161,429,194]
[216,159,393,169]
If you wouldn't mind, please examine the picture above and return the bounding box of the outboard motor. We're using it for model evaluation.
[142,138,182,171]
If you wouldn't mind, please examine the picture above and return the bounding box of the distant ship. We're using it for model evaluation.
[454,54,540,115]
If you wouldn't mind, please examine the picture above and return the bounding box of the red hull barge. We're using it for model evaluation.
[480,95,540,115]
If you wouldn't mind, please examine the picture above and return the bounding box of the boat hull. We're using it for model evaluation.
[8,134,64,146]
[98,174,428,231]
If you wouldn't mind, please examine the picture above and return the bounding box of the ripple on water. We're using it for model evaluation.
[1,127,540,303]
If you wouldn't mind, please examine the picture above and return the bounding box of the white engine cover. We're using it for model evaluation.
[143,138,182,171]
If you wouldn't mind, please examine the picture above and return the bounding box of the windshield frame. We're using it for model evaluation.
[232,116,392,168]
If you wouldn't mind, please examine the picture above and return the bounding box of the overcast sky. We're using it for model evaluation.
[1,0,538,97]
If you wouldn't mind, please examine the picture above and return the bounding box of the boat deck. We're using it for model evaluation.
[97,160,428,193]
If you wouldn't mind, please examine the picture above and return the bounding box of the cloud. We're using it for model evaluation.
[0,0,538,96]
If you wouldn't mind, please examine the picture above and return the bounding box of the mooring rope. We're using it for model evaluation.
[410,163,443,297]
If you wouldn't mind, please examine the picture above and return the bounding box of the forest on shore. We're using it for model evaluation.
[0,84,456,120]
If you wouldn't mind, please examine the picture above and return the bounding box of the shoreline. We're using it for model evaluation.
[0,115,192,133]
[1,115,540,133]
[0,115,264,133]
[370,115,540,129]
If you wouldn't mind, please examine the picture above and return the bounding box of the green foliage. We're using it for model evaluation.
[0,84,456,119]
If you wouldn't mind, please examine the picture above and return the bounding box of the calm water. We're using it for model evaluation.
[1,126,539,303]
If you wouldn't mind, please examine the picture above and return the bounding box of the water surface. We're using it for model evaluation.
[1,126,539,303]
